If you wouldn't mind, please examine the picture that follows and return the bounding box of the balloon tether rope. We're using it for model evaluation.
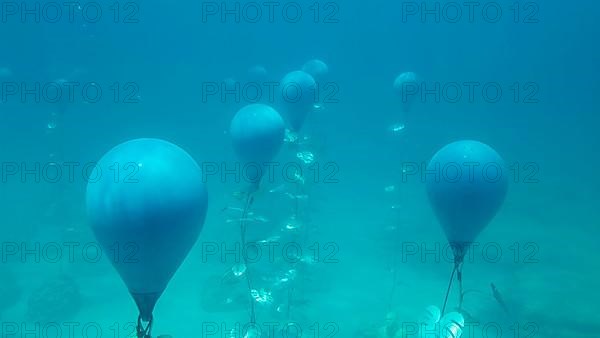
[441,262,457,316]
[136,314,153,338]
[457,263,464,309]
[287,179,303,320]
[441,258,464,316]
[240,192,256,324]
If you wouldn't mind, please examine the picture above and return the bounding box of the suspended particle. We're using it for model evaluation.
[384,185,396,192]
[388,123,406,134]
[286,269,297,280]
[384,225,398,232]
[283,217,301,231]
[250,288,273,304]
[269,184,287,193]
[296,151,315,164]
[257,235,281,244]
[292,171,305,184]
[284,129,298,143]
[251,215,269,223]
[231,263,246,277]
[300,255,318,265]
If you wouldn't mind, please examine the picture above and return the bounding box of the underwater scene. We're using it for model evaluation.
[1,0,598,337]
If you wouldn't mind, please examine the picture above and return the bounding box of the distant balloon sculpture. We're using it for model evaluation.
[425,140,508,314]
[54,78,71,114]
[279,70,317,131]
[302,59,329,83]
[86,138,208,337]
[247,65,268,82]
[230,103,285,190]
[229,104,284,323]
[393,71,418,113]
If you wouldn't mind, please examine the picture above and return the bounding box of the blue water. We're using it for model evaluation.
[0,0,598,337]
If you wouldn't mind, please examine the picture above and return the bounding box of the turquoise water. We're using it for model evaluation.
[1,1,598,337]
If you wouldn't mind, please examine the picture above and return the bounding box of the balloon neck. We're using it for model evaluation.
[450,242,469,264]
[131,291,161,322]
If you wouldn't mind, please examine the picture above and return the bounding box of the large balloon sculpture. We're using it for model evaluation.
[425,140,508,314]
[229,104,284,324]
[279,70,317,132]
[86,138,208,337]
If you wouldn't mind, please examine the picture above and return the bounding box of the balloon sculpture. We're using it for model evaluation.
[279,70,317,132]
[230,103,286,192]
[393,71,418,114]
[247,64,268,82]
[302,59,329,83]
[86,138,208,337]
[426,140,508,315]
[229,104,285,323]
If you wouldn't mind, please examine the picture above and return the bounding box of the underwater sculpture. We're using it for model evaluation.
[279,70,317,132]
[426,140,508,315]
[229,103,285,324]
[247,64,268,82]
[230,103,286,192]
[302,59,329,83]
[53,78,71,114]
[393,71,418,114]
[86,138,208,338]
